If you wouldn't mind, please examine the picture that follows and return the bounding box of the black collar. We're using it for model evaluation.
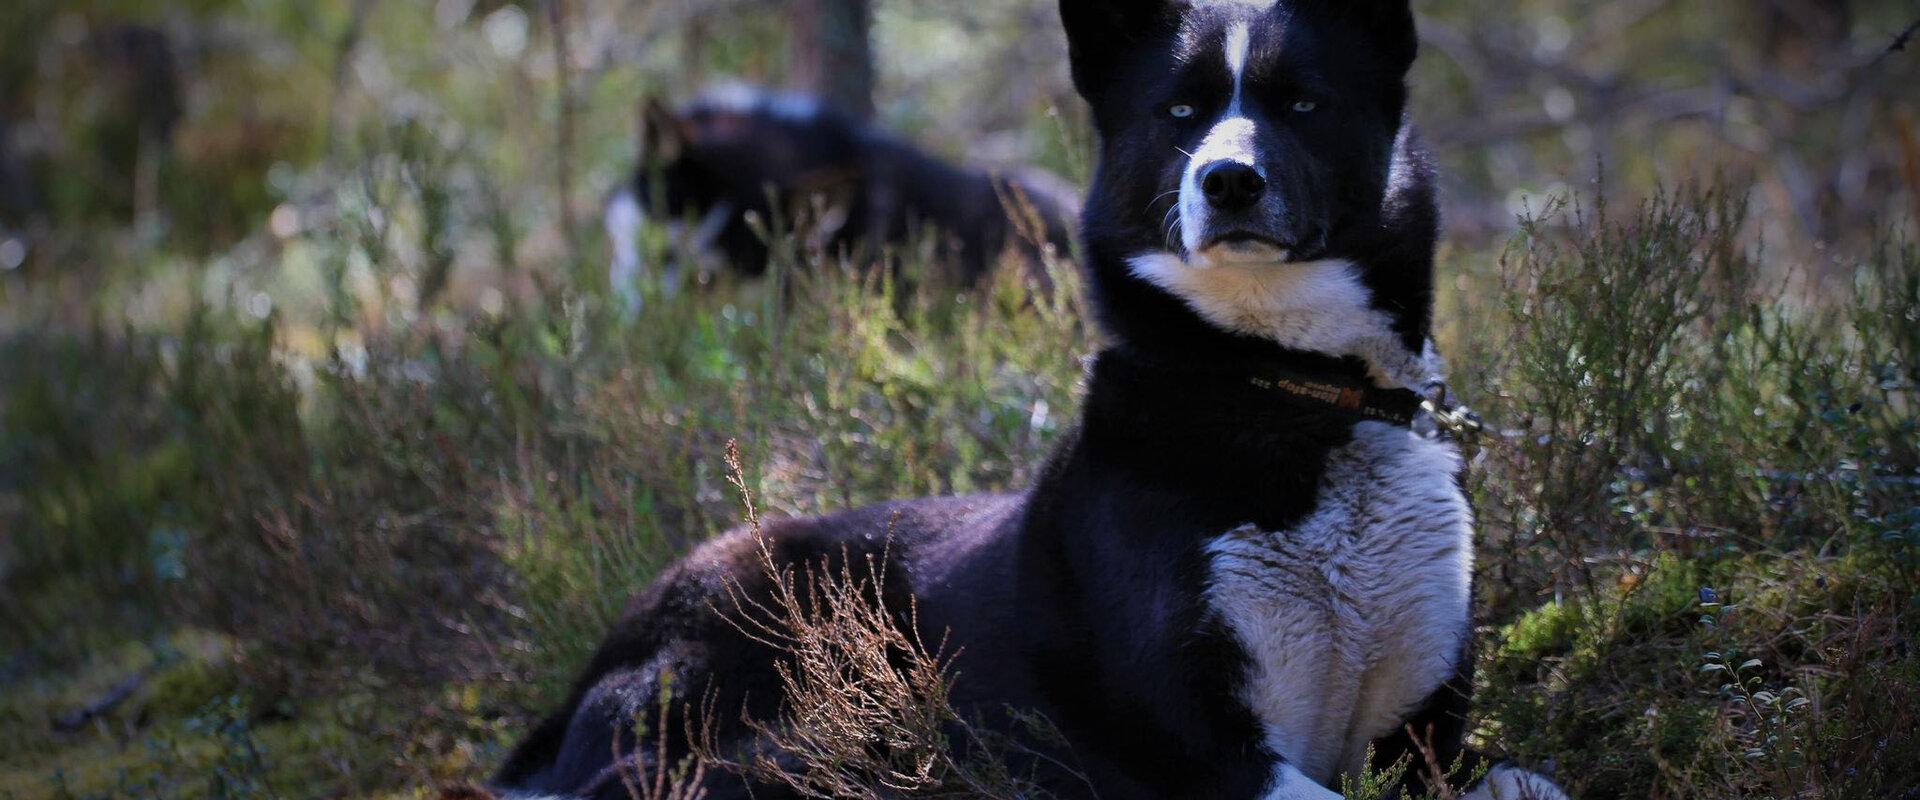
[1087,349,1425,429]
[1238,366,1422,425]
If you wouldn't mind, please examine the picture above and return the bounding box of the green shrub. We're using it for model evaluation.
[1466,190,1920,799]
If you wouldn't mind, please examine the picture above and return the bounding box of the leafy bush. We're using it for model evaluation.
[1464,190,1920,799]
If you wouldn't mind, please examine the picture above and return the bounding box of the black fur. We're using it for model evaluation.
[500,3,1466,798]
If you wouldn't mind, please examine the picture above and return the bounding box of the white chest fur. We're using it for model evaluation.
[1126,254,1444,392]
[1204,422,1474,791]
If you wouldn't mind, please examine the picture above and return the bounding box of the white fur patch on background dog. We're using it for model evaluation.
[1206,422,1473,791]
[1126,252,1443,390]
[702,81,821,121]
[604,192,737,316]
[605,189,646,315]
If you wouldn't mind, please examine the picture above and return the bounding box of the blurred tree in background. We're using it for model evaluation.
[1416,0,1918,260]
[790,0,875,119]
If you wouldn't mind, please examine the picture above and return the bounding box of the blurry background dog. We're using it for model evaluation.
[604,85,1079,312]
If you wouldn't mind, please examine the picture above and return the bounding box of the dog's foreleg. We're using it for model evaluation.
[1257,762,1343,800]
[605,188,645,316]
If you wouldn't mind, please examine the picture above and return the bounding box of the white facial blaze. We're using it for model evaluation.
[1179,22,1264,259]
[692,201,736,251]
[1225,21,1251,114]
[1179,117,1259,255]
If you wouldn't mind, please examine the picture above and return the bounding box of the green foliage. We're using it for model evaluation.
[1340,748,1412,800]
[1465,191,1920,799]
[0,330,186,656]
[1480,552,1920,799]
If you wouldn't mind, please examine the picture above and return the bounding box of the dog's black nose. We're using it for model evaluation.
[1198,161,1266,211]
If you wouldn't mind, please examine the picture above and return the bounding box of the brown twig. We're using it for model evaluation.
[1886,17,1920,53]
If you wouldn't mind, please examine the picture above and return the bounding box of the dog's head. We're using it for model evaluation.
[1061,0,1438,386]
[619,88,864,280]
[629,91,814,277]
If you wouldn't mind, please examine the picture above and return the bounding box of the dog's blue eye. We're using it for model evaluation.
[1169,104,1195,119]
[1292,100,1317,113]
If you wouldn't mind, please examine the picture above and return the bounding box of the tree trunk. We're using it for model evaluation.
[789,0,874,121]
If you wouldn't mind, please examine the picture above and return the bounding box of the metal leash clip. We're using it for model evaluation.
[1420,381,1485,442]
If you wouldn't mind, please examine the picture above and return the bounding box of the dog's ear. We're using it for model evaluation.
[638,97,689,165]
[1337,0,1418,74]
[1058,0,1184,98]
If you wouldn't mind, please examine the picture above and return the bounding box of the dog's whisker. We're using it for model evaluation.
[1144,188,1182,216]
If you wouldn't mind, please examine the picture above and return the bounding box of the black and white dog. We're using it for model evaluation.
[500,2,1567,798]
[604,84,1078,312]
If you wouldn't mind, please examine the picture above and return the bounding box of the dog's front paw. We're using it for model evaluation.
[1459,764,1568,800]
